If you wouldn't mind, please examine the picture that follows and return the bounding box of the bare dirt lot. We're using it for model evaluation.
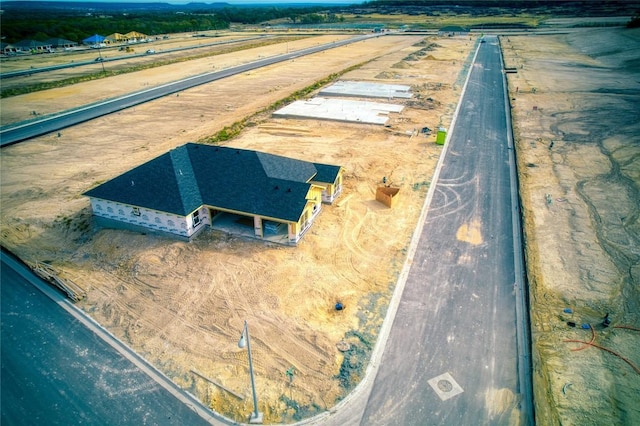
[502,28,640,425]
[1,34,473,422]
[3,26,638,425]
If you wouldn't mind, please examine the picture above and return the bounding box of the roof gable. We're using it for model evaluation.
[83,34,105,43]
[84,152,190,215]
[257,151,317,182]
[125,31,147,38]
[312,163,341,184]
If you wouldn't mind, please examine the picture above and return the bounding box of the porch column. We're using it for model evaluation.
[254,216,263,239]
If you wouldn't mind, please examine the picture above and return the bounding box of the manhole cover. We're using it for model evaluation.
[428,372,464,401]
[437,379,453,393]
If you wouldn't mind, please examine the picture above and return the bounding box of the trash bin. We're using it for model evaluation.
[436,127,447,145]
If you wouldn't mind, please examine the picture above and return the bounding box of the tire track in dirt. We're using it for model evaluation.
[250,314,334,380]
[333,200,387,289]
[79,249,230,362]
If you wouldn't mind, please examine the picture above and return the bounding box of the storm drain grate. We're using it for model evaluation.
[427,372,464,401]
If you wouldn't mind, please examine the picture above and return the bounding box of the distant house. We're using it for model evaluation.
[1,42,18,55]
[105,33,127,43]
[13,39,53,53]
[83,143,343,245]
[82,34,106,45]
[46,38,78,49]
[124,31,148,43]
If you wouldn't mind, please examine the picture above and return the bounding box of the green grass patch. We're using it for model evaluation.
[278,395,323,422]
[335,329,374,393]
[412,181,430,191]
[339,12,544,29]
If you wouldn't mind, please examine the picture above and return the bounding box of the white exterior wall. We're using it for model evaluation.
[321,183,343,203]
[89,198,209,238]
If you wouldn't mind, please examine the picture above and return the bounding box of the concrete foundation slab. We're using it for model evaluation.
[273,97,404,125]
[320,81,412,99]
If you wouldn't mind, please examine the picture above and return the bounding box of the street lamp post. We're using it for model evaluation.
[238,320,263,424]
[97,45,106,73]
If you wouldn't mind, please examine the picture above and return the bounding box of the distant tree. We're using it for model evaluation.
[0,3,342,42]
[66,32,80,43]
[300,13,325,25]
[628,12,640,28]
[32,32,50,41]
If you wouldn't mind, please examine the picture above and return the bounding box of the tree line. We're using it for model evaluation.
[0,3,346,44]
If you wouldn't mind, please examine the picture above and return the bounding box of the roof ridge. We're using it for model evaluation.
[170,145,203,215]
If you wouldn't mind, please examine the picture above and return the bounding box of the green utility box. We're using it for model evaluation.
[436,127,447,145]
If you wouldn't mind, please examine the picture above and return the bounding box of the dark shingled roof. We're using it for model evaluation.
[84,143,339,222]
[312,163,341,184]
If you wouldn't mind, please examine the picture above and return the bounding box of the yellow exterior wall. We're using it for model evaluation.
[311,167,343,203]
[308,185,323,204]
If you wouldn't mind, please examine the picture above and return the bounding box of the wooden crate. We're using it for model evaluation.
[376,186,400,208]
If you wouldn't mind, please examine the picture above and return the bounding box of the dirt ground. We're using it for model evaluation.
[0,33,355,125]
[502,28,640,425]
[1,34,473,423]
[3,25,637,424]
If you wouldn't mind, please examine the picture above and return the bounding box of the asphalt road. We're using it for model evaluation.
[358,36,531,425]
[0,33,376,146]
[301,36,531,426]
[0,251,231,425]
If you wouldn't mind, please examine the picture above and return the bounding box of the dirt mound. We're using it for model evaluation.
[374,71,398,79]
[391,61,412,69]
